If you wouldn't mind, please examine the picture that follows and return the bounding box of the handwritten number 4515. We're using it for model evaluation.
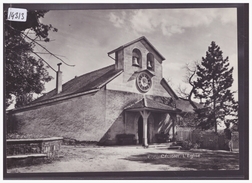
[8,12,25,20]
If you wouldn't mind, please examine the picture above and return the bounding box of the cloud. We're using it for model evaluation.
[108,8,237,37]
[130,9,215,36]
[130,10,156,33]
[129,8,236,36]
[109,12,125,28]
[161,23,185,37]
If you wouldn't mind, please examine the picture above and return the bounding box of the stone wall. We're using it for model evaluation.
[8,87,175,145]
[6,137,63,168]
[7,138,62,157]
[8,88,107,142]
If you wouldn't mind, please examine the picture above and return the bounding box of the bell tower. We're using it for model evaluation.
[108,36,165,75]
[106,36,175,98]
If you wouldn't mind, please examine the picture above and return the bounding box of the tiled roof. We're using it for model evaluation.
[30,64,122,104]
[125,97,179,112]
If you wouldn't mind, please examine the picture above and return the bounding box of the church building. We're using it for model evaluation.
[7,36,194,146]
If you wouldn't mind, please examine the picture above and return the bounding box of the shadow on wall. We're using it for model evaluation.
[157,113,173,140]
[98,112,125,145]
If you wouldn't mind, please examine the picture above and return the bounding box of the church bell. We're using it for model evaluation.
[133,57,139,66]
[147,61,152,68]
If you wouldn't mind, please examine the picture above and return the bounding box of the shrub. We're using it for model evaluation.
[193,142,201,149]
[181,140,193,150]
[155,133,168,143]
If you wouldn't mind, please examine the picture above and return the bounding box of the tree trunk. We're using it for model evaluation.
[213,79,217,133]
[188,86,197,109]
[187,69,198,110]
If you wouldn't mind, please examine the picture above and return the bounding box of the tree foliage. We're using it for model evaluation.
[193,41,238,132]
[4,10,57,108]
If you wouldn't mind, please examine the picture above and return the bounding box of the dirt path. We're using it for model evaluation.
[7,145,239,173]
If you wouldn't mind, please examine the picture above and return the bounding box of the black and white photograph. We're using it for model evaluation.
[3,3,248,179]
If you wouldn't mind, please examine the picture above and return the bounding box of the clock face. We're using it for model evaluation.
[136,72,152,93]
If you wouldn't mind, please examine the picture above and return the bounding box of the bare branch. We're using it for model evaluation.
[25,29,31,37]
[177,61,200,109]
[166,77,172,84]
[188,69,196,86]
[176,84,189,99]
[32,36,39,42]
[31,51,57,72]
[6,24,75,67]
[36,39,56,42]
[25,33,75,67]
[34,52,66,58]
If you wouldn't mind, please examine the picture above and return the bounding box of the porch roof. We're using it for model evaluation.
[124,97,181,113]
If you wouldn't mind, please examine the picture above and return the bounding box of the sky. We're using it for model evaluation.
[9,7,238,106]
[35,8,238,100]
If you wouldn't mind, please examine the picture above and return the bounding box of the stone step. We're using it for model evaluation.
[148,143,173,148]
[7,153,48,169]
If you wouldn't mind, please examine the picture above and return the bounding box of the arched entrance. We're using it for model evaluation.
[138,116,143,144]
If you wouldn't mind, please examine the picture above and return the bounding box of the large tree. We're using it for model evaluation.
[4,10,58,108]
[193,41,238,132]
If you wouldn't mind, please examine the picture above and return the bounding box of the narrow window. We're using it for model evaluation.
[132,49,142,67]
[147,53,154,71]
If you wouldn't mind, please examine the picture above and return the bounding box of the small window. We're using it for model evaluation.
[132,49,142,67]
[147,53,154,71]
